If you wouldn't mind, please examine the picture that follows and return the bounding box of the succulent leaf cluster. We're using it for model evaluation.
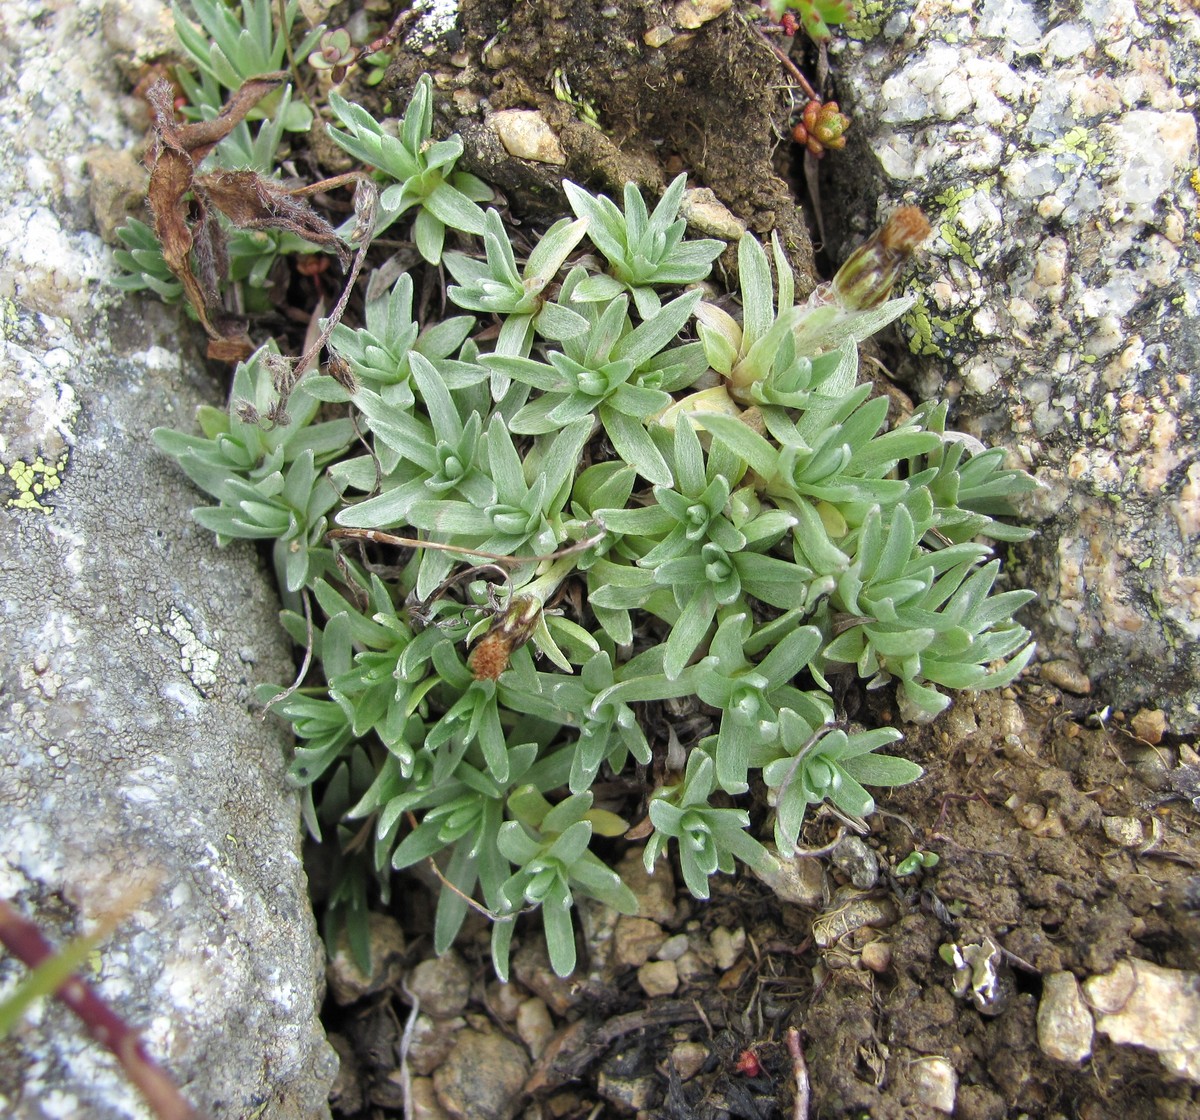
[141,52,1037,977]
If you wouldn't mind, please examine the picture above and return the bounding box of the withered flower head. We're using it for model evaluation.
[832,206,932,311]
[261,351,297,395]
[326,351,359,395]
[468,597,542,681]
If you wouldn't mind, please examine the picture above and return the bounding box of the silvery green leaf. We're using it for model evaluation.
[413,207,446,264]
[563,181,626,262]
[737,233,774,349]
[527,216,590,282]
[535,301,590,341]
[615,289,701,367]
[602,406,672,486]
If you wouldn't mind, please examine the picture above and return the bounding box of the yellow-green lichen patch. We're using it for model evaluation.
[1,449,69,513]
[904,289,975,359]
[1050,126,1105,172]
[905,296,938,356]
[845,0,889,40]
[932,182,995,271]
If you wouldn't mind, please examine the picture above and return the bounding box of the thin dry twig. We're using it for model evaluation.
[398,976,420,1120]
[746,18,819,101]
[787,1026,811,1120]
[260,586,313,716]
[328,524,608,566]
[403,812,534,923]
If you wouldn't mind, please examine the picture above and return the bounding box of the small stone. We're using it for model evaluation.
[1037,971,1094,1064]
[911,1056,957,1114]
[613,916,667,969]
[832,835,880,889]
[750,848,825,907]
[434,1029,530,1120]
[407,1014,466,1077]
[577,896,621,977]
[1014,800,1046,830]
[672,0,731,30]
[1084,959,1200,1084]
[326,912,407,1005]
[369,1069,404,1109]
[656,933,690,961]
[408,951,472,1019]
[669,1040,708,1081]
[674,950,711,986]
[86,148,146,243]
[1041,660,1092,694]
[860,940,892,973]
[709,926,746,970]
[488,979,528,1022]
[644,25,674,47]
[1130,708,1167,744]
[327,1033,364,1115]
[513,939,581,1016]
[1129,744,1173,791]
[451,88,481,115]
[679,187,745,240]
[516,997,555,1059]
[638,959,680,997]
[411,1076,452,1120]
[617,848,678,924]
[1032,807,1068,839]
[490,110,567,165]
[1102,816,1145,847]
[546,1091,583,1118]
[812,888,898,949]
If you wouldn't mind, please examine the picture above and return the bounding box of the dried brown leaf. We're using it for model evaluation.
[191,202,227,307]
[144,75,287,338]
[148,74,286,160]
[206,331,255,362]
[196,170,351,267]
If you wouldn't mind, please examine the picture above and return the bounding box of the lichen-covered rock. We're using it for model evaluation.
[830,0,1200,729]
[0,1,335,1117]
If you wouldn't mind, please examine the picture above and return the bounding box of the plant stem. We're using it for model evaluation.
[0,899,204,1120]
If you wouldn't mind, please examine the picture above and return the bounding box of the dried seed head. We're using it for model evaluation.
[468,631,512,681]
[831,206,930,310]
[878,206,932,254]
[327,351,359,394]
[350,178,379,245]
[261,351,297,394]
[468,597,542,680]
[234,399,260,425]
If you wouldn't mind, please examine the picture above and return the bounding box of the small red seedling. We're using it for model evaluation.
[735,1049,763,1077]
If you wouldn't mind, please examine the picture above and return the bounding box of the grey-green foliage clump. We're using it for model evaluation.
[149,73,1036,978]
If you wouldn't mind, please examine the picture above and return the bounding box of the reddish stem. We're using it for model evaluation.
[787,1026,811,1120]
[0,899,203,1120]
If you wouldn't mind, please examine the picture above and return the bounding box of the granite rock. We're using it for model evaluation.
[830,0,1200,729]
